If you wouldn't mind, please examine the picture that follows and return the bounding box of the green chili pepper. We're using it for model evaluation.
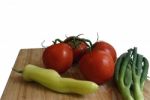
[13,64,99,95]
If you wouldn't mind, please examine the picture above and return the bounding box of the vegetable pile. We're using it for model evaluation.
[13,34,149,98]
[42,35,91,73]
[42,34,117,84]
[114,47,149,100]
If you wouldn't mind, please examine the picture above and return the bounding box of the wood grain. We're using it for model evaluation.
[1,48,150,100]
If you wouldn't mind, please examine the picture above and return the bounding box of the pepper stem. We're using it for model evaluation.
[12,68,23,74]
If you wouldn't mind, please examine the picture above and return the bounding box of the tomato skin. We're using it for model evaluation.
[70,42,88,63]
[64,37,88,63]
[93,41,117,62]
[42,43,73,73]
[79,50,115,84]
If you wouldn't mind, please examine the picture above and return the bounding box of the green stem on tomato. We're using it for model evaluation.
[76,33,84,37]
[96,32,99,41]
[81,38,93,51]
[52,39,63,44]
[63,35,93,51]
[73,36,77,48]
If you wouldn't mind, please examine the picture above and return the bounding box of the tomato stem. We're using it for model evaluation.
[96,32,99,41]
[41,40,47,48]
[65,34,68,38]
[53,35,93,51]
[81,39,93,51]
[64,36,87,48]
[53,39,63,44]
[64,35,93,51]
[73,36,76,48]
[76,33,84,37]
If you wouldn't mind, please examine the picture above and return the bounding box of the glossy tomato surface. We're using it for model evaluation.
[70,42,88,63]
[93,41,117,62]
[64,37,88,63]
[42,43,73,73]
[79,50,115,84]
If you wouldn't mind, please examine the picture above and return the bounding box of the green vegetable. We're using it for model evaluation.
[114,47,149,100]
[13,64,99,95]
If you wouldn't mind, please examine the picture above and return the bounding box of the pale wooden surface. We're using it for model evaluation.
[1,48,150,100]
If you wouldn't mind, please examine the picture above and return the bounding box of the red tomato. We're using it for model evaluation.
[93,41,117,62]
[69,42,88,63]
[42,43,73,73]
[64,37,88,63]
[79,50,115,84]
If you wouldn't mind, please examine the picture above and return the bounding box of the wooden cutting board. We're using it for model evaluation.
[1,48,150,100]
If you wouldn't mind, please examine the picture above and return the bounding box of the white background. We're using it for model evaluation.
[0,0,150,98]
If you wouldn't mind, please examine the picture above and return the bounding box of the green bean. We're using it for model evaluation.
[114,53,126,82]
[124,64,132,88]
[114,49,134,100]
[119,49,132,85]
[140,57,149,90]
[115,47,149,100]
